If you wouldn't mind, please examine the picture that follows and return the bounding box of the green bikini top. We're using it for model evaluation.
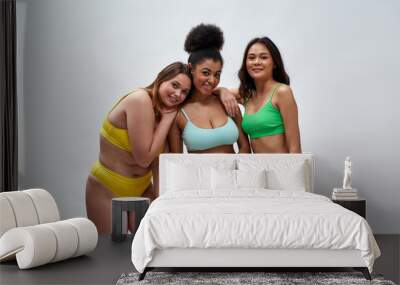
[241,83,285,139]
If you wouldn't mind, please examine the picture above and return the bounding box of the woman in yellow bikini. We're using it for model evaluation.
[86,62,191,234]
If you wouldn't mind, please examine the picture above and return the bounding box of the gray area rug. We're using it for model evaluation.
[116,271,396,285]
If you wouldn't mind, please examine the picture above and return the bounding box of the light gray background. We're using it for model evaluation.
[16,0,400,233]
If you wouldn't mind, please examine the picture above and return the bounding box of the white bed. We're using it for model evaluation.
[131,154,380,280]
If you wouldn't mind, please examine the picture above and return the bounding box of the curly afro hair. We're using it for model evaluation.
[184,23,224,53]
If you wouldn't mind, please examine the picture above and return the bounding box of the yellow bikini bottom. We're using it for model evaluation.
[90,160,152,197]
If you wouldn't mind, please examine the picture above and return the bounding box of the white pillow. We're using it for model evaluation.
[166,163,212,192]
[211,168,268,190]
[266,162,306,191]
[211,168,237,190]
[238,159,308,191]
[236,169,268,189]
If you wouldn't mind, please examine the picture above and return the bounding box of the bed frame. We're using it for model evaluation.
[139,154,371,280]
[141,248,370,280]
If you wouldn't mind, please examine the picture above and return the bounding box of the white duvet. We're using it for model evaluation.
[131,190,380,273]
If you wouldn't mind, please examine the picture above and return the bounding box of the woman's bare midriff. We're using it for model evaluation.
[250,133,289,153]
[98,136,151,178]
[190,144,235,154]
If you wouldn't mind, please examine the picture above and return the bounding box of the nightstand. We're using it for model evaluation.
[332,198,366,218]
[111,197,150,242]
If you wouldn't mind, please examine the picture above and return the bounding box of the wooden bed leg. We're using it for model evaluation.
[138,268,148,281]
[354,267,371,280]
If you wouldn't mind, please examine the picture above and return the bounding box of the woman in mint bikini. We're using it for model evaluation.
[218,37,301,153]
[168,24,250,154]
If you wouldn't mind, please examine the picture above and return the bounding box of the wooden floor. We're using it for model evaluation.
[0,235,398,285]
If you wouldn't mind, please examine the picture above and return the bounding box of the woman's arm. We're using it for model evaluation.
[232,111,251,153]
[275,86,302,153]
[167,114,184,153]
[213,87,243,117]
[126,90,178,168]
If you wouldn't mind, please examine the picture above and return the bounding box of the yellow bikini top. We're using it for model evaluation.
[100,95,132,151]
[100,92,164,154]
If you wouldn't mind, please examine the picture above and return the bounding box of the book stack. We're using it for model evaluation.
[332,188,358,200]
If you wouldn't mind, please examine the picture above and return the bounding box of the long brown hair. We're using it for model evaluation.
[145,62,191,119]
[238,37,290,101]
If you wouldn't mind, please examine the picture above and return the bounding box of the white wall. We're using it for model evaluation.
[17,0,400,233]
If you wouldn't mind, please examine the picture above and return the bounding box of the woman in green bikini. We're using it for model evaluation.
[217,37,301,153]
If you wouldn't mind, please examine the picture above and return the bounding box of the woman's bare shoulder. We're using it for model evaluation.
[276,84,292,95]
[274,84,297,108]
[124,89,152,107]
[276,84,295,101]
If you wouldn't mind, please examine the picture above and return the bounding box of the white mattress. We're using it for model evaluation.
[131,190,380,273]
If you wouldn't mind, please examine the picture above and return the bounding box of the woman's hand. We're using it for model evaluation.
[159,106,178,120]
[214,87,240,117]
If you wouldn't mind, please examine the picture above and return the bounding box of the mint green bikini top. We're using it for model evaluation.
[241,83,285,139]
[181,109,239,151]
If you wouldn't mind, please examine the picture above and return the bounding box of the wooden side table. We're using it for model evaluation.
[332,198,366,219]
[111,197,150,242]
